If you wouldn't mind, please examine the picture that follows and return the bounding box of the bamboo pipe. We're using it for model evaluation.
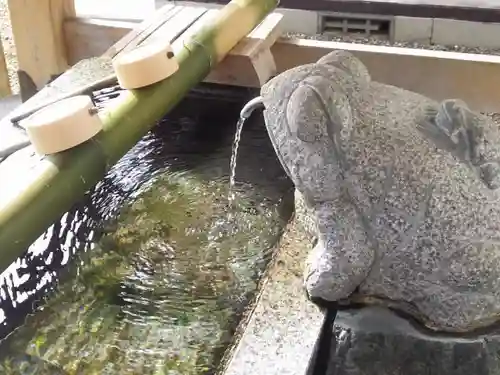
[0,0,280,273]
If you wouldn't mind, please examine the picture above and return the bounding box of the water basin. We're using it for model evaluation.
[0,85,294,374]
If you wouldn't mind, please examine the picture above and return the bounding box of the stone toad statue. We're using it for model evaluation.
[260,50,500,332]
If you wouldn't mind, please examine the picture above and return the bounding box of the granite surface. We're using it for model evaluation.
[220,215,500,375]
[220,216,500,375]
[222,220,324,375]
[261,49,500,333]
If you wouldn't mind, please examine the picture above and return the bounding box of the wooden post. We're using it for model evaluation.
[7,0,76,101]
[0,34,12,97]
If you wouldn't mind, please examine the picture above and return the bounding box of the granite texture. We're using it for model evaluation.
[326,306,500,375]
[222,220,324,375]
[261,49,500,332]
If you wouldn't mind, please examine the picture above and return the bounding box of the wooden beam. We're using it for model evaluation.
[91,7,284,87]
[61,5,192,64]
[8,0,76,101]
[271,38,500,113]
[64,18,138,65]
[204,12,283,86]
[60,9,500,112]
[185,0,500,23]
[104,4,181,58]
[140,6,208,51]
[64,8,284,84]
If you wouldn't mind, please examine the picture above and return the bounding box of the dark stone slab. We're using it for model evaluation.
[323,306,500,375]
[196,0,500,23]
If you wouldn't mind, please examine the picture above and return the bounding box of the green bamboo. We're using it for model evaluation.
[0,0,279,273]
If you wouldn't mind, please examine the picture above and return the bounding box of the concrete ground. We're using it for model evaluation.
[0,93,18,117]
[0,94,25,160]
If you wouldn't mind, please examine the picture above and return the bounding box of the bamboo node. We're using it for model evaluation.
[183,38,213,69]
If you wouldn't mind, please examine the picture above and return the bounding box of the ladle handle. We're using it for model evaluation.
[10,74,118,126]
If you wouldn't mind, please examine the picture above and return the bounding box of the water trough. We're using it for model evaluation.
[3,0,500,374]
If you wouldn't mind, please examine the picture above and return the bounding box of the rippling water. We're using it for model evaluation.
[0,87,293,374]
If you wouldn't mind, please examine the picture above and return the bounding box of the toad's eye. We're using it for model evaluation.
[287,84,326,143]
[286,76,352,145]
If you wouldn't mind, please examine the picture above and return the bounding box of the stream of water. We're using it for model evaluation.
[0,86,293,375]
[228,117,245,205]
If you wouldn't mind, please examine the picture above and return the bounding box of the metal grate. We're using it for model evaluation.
[319,13,393,38]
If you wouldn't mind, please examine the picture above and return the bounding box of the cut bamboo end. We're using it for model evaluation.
[23,95,103,155]
[113,42,179,89]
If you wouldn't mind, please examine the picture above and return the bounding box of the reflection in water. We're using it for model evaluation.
[0,87,293,374]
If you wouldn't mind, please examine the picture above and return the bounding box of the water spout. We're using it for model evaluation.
[228,96,264,205]
[239,96,264,120]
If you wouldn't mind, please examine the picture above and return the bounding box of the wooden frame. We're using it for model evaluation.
[63,18,137,64]
[61,15,500,113]
[7,1,500,112]
[63,6,284,87]
[8,0,76,101]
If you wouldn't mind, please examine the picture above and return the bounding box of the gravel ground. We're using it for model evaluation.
[284,32,500,55]
[0,0,18,95]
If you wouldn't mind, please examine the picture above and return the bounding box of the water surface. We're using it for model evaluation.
[0,87,293,374]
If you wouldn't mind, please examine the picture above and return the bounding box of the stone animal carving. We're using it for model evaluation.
[260,50,500,332]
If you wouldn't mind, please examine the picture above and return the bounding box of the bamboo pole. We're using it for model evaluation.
[0,0,279,273]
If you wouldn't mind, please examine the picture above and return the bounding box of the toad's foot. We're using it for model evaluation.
[303,200,375,302]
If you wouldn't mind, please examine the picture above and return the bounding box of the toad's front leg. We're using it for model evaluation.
[304,198,375,305]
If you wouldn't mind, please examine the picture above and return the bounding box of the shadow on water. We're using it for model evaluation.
[0,84,294,374]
